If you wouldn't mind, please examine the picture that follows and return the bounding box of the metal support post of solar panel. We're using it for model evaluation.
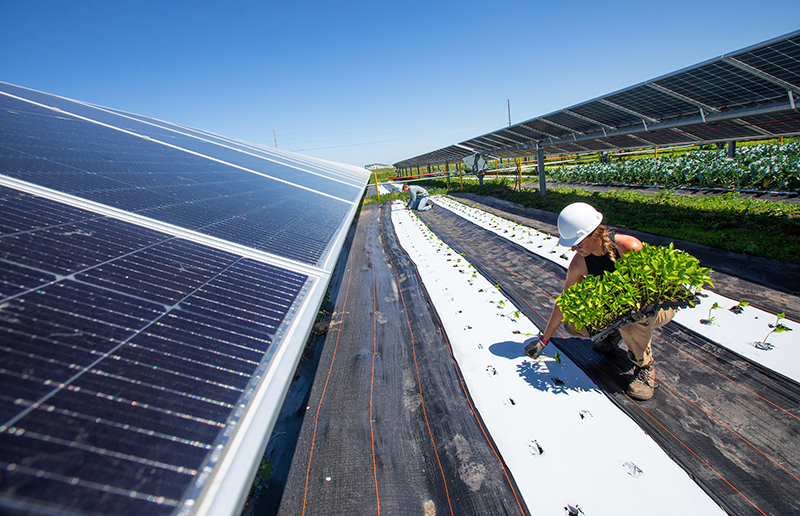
[0,81,371,516]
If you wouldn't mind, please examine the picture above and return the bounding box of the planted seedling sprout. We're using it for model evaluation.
[701,302,721,325]
[730,299,750,314]
[753,312,793,350]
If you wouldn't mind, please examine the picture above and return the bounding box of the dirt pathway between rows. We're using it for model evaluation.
[250,203,528,516]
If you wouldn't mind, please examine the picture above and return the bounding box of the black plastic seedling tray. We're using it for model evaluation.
[588,297,698,342]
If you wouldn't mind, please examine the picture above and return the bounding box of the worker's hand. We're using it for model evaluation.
[524,336,549,359]
[630,310,647,322]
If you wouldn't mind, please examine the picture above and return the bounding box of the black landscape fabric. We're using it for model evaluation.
[262,203,529,516]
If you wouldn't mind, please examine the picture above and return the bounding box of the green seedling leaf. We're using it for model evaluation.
[761,312,793,346]
[730,299,749,314]
[704,302,722,322]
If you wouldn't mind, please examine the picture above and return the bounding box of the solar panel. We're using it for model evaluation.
[605,87,697,122]
[745,111,800,135]
[0,84,370,515]
[568,100,640,131]
[632,129,697,146]
[0,93,358,267]
[679,119,766,141]
[653,60,785,110]
[542,111,598,134]
[728,34,800,90]
[0,83,366,191]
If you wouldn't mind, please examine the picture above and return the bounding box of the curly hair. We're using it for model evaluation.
[591,224,619,261]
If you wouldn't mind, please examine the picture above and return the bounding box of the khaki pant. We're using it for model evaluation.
[563,308,677,367]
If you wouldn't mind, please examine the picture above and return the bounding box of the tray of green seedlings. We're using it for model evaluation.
[557,243,713,341]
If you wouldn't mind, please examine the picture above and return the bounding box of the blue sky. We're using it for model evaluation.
[1,1,797,167]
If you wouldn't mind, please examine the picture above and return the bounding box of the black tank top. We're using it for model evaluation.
[584,236,620,277]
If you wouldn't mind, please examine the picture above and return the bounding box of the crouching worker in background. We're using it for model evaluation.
[524,202,676,401]
[402,184,432,211]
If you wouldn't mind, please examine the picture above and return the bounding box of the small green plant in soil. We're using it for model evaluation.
[700,302,722,325]
[557,244,713,335]
[730,299,750,314]
[754,313,793,350]
[245,457,274,504]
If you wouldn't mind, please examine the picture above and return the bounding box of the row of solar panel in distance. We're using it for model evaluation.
[0,82,369,194]
[465,86,795,153]
[0,93,351,267]
[462,33,800,146]
[0,185,309,515]
[400,105,800,164]
[397,32,800,166]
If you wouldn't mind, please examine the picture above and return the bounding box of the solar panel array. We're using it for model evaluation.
[395,30,800,168]
[0,82,370,515]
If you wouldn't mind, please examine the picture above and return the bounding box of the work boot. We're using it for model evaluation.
[593,330,621,353]
[627,362,656,401]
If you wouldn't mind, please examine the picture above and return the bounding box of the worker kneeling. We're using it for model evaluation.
[524,202,676,401]
[402,184,432,211]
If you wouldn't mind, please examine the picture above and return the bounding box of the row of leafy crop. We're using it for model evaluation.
[548,142,800,192]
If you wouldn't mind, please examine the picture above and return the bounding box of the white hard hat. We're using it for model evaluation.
[557,202,603,247]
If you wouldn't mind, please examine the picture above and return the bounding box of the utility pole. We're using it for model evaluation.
[273,130,278,148]
[508,99,511,126]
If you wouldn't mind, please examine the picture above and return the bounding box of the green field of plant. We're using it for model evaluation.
[549,141,800,192]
